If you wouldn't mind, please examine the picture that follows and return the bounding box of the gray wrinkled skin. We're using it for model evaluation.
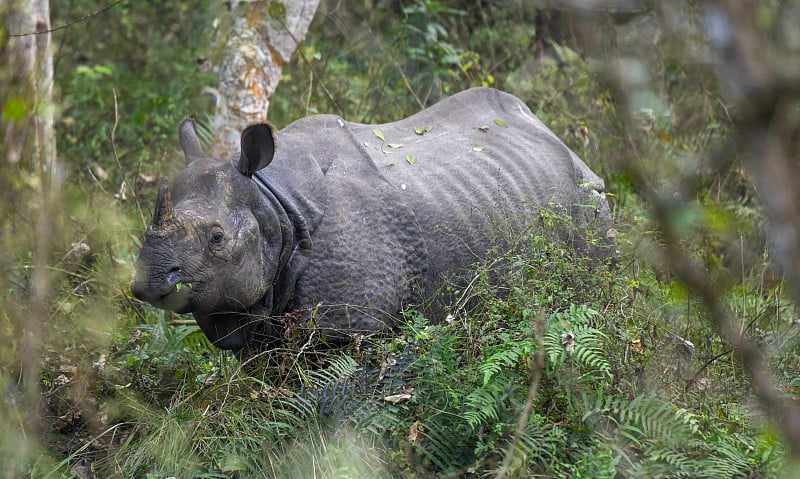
[130,88,614,352]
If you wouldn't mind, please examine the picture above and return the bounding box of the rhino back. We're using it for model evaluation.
[349,88,611,297]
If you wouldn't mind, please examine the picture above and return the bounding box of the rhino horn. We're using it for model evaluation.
[151,176,176,230]
[179,118,205,165]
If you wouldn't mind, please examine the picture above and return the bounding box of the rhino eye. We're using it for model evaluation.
[209,226,224,249]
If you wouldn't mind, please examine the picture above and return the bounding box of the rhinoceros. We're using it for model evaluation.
[130,87,613,352]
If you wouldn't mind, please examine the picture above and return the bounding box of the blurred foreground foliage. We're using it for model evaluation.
[1,0,798,477]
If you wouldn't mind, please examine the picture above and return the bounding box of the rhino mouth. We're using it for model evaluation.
[150,284,192,313]
[131,270,193,313]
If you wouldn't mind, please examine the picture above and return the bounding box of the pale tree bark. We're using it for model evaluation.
[3,0,55,169]
[211,0,320,158]
[1,0,57,444]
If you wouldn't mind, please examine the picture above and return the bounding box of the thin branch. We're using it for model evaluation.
[110,90,144,227]
[495,310,546,479]
[604,78,800,455]
[8,1,123,37]
[389,55,424,110]
[167,319,198,326]
[691,349,732,384]
[273,6,343,117]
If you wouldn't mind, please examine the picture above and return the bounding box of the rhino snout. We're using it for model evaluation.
[130,266,191,312]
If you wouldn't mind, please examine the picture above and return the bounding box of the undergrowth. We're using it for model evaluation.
[32,209,784,478]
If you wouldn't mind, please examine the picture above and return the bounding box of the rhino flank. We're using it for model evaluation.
[130,87,614,352]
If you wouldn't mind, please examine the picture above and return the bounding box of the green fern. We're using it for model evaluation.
[465,305,613,432]
[464,379,508,428]
[545,305,613,380]
[411,417,476,473]
[585,394,699,445]
[306,354,359,389]
[478,338,535,385]
[579,394,771,478]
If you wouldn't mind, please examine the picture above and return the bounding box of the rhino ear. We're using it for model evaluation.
[179,118,205,165]
[238,123,276,177]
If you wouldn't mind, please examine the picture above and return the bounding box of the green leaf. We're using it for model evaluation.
[472,146,484,152]
[373,128,385,141]
[493,118,508,128]
[388,143,403,149]
[414,126,424,135]
[406,155,415,165]
[268,1,287,20]
[93,64,114,76]
[2,97,28,121]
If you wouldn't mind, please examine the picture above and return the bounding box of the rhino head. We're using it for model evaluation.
[130,119,286,351]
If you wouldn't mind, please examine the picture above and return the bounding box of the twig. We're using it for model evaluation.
[86,166,110,195]
[389,56,424,110]
[272,3,343,117]
[305,68,314,116]
[691,349,732,384]
[603,65,800,457]
[168,319,197,326]
[9,1,123,37]
[494,310,546,479]
[110,90,145,227]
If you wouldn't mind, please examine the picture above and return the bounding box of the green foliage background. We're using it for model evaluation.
[1,0,798,477]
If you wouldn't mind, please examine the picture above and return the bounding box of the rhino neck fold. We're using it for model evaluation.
[251,172,313,314]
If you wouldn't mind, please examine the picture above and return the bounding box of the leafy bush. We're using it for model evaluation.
[61,208,776,478]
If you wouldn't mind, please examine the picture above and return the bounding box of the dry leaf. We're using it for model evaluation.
[696,377,712,391]
[54,374,70,386]
[561,331,575,357]
[380,354,398,380]
[408,421,423,443]
[384,392,412,404]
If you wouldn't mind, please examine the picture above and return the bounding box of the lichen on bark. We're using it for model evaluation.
[212,0,320,158]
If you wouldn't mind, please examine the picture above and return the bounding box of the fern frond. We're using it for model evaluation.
[415,418,474,473]
[545,305,612,379]
[585,395,697,446]
[464,379,506,428]
[307,355,359,389]
[478,339,534,385]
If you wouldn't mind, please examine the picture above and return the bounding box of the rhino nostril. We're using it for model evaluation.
[166,267,183,288]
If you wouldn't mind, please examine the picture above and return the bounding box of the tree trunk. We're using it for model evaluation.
[2,0,55,169]
[212,0,320,158]
[1,0,57,446]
